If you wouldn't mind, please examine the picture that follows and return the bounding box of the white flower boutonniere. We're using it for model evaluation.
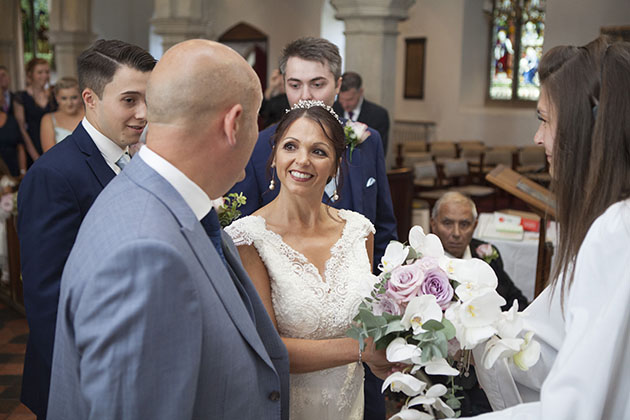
[344,121,370,162]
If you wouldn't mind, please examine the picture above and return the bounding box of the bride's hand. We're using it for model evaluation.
[361,337,395,380]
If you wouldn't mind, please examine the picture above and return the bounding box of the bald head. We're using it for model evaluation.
[147,40,261,127]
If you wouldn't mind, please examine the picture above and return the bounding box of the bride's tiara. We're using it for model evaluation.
[286,99,343,125]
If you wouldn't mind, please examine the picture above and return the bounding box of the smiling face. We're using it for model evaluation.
[56,87,82,115]
[84,65,150,148]
[30,63,50,88]
[534,86,557,175]
[273,116,337,198]
[430,200,477,259]
[284,57,340,107]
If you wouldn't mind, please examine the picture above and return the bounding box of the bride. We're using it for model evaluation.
[226,100,391,420]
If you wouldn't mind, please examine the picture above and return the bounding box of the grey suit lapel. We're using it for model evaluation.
[125,157,276,371]
[180,225,276,370]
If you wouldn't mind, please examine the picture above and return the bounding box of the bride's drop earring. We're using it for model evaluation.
[269,165,276,190]
[332,178,339,201]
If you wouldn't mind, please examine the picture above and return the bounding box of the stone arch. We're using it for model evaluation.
[218,22,268,91]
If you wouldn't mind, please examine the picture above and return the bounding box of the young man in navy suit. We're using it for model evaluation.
[17,40,156,419]
[229,36,397,420]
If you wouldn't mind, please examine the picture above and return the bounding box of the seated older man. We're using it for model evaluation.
[430,191,528,311]
[430,191,529,416]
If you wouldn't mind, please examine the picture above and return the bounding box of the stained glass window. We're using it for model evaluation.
[489,0,545,102]
[21,0,52,66]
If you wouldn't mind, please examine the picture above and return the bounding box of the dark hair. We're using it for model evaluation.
[542,36,630,301]
[267,105,346,200]
[77,39,156,98]
[340,71,362,92]
[25,58,48,77]
[278,37,342,80]
[0,65,8,72]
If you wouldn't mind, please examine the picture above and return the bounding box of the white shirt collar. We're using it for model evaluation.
[344,96,364,121]
[445,245,472,260]
[138,145,212,221]
[81,117,128,174]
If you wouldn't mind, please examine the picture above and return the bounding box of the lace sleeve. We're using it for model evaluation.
[339,209,375,239]
[224,218,255,246]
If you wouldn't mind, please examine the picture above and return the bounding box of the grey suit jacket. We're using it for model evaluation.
[47,156,290,419]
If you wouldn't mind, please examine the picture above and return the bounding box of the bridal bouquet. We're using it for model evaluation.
[347,226,540,419]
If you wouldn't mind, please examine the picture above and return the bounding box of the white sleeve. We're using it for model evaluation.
[473,282,564,411]
[459,200,630,420]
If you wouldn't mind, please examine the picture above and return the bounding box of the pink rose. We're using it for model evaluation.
[476,244,494,258]
[386,264,424,304]
[372,294,402,316]
[413,256,439,272]
[0,194,13,213]
[421,268,454,310]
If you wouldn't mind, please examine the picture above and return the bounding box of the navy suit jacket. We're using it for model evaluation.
[229,122,397,273]
[333,99,390,157]
[17,123,115,418]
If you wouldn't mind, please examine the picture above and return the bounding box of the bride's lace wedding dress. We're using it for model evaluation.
[226,209,375,420]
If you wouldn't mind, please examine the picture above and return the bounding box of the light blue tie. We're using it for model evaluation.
[116,152,131,170]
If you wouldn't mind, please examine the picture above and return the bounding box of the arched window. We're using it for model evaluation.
[488,0,545,104]
[21,0,52,66]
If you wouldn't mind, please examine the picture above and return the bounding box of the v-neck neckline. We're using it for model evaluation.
[254,211,350,283]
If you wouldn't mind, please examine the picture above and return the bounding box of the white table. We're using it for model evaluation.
[473,213,556,302]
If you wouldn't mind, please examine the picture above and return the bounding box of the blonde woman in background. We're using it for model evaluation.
[40,77,84,152]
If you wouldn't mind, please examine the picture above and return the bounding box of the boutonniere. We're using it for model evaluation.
[344,121,370,162]
[476,243,499,264]
[215,192,247,228]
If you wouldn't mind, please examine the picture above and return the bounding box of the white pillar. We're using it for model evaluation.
[0,0,25,89]
[331,0,415,163]
[48,0,95,78]
[151,0,207,54]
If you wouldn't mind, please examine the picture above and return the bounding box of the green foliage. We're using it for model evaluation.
[217,192,247,227]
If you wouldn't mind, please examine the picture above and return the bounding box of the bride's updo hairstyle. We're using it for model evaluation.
[267,100,347,198]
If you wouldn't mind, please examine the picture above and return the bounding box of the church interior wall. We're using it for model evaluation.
[10,0,630,150]
[394,0,630,147]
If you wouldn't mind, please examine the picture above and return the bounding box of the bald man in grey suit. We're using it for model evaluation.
[47,40,289,420]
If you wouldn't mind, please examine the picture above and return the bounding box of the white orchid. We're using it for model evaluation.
[381,372,427,396]
[445,291,505,349]
[452,258,499,301]
[386,338,423,364]
[496,299,524,339]
[482,335,523,369]
[387,407,434,420]
[482,331,541,370]
[408,226,444,258]
[401,295,443,335]
[408,384,456,418]
[513,331,541,370]
[421,357,460,376]
[380,241,409,273]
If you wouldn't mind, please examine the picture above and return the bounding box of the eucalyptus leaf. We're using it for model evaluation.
[435,330,448,358]
[384,320,406,335]
[375,334,397,351]
[422,319,445,332]
[441,318,456,340]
